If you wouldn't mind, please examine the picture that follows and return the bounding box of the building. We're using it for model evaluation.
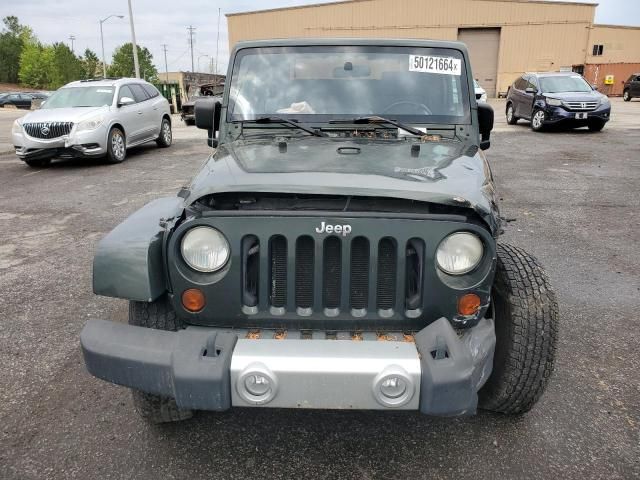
[227,0,640,97]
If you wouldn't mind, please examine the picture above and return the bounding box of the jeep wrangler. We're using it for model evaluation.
[81,39,558,423]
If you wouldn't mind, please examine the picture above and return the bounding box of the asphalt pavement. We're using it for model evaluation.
[0,100,639,479]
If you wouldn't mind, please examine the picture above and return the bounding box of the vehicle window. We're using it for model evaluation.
[514,77,526,90]
[528,77,539,90]
[9,94,19,100]
[42,86,115,108]
[539,75,592,93]
[118,85,135,102]
[635,76,640,82]
[129,84,150,102]
[228,45,471,124]
[141,84,159,98]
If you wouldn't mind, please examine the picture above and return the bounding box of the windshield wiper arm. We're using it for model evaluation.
[329,116,426,137]
[246,116,326,137]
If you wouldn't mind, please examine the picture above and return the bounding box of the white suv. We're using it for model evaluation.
[12,78,172,167]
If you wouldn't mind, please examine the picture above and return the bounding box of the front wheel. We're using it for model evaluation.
[479,244,558,414]
[531,109,546,132]
[128,297,193,423]
[156,117,172,148]
[106,127,126,163]
[623,90,631,102]
[506,103,518,125]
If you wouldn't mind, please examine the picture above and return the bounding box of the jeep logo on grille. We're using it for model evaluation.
[41,124,50,136]
[315,221,352,236]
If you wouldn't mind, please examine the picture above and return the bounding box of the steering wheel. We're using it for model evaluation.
[381,101,432,116]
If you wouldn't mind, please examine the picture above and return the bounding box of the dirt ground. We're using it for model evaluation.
[0,99,639,479]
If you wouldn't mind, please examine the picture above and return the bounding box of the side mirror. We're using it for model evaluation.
[118,96,134,107]
[525,87,537,94]
[195,98,222,148]
[592,85,599,91]
[478,103,494,151]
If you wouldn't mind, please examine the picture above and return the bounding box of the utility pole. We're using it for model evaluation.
[127,0,140,78]
[214,8,221,75]
[161,44,169,82]
[69,35,76,53]
[187,25,196,72]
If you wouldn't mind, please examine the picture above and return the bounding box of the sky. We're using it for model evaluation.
[1,0,639,78]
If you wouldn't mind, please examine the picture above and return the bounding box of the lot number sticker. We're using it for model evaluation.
[409,55,462,76]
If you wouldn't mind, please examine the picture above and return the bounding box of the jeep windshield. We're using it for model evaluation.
[41,86,115,109]
[228,46,471,125]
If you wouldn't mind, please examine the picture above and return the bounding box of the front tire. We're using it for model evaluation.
[531,109,546,132]
[156,117,172,148]
[506,103,518,125]
[24,158,52,168]
[106,127,126,163]
[623,90,631,102]
[479,244,558,414]
[128,296,193,423]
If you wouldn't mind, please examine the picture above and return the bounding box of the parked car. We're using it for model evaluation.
[622,73,640,102]
[12,78,172,168]
[474,79,487,102]
[0,92,32,109]
[506,72,611,132]
[81,38,558,424]
[181,83,224,125]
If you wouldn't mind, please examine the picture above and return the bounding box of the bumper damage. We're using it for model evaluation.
[80,317,495,416]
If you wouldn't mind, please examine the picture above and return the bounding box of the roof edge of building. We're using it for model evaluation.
[592,23,640,30]
[226,0,598,18]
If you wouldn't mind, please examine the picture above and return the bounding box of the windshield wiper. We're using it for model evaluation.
[329,116,426,137]
[244,116,326,137]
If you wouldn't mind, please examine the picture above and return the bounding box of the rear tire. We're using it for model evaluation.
[128,296,193,424]
[479,244,558,414]
[156,117,172,148]
[106,127,126,163]
[24,158,52,168]
[623,90,631,102]
[506,103,518,125]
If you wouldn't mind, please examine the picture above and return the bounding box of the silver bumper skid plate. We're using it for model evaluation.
[80,317,495,416]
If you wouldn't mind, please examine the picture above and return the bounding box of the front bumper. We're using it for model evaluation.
[80,317,495,416]
[543,104,611,125]
[12,125,107,160]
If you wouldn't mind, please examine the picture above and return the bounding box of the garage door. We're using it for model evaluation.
[458,28,500,98]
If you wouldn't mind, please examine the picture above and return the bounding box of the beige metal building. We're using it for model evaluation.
[227,0,640,97]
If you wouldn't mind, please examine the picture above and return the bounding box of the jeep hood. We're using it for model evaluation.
[184,138,500,234]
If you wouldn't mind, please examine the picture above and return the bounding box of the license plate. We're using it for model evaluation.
[575,112,588,119]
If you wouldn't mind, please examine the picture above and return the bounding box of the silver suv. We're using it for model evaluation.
[12,78,172,167]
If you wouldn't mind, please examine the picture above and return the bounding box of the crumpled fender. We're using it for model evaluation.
[93,197,185,302]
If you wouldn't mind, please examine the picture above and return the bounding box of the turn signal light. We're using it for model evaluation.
[182,288,206,312]
[458,293,481,316]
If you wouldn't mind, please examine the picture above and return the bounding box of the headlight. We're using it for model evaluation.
[76,114,105,132]
[11,119,22,134]
[600,96,611,107]
[436,232,483,275]
[545,98,562,107]
[181,226,230,272]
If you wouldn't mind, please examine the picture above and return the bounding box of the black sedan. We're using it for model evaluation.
[506,72,611,132]
[0,92,33,109]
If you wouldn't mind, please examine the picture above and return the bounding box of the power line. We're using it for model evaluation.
[187,25,196,72]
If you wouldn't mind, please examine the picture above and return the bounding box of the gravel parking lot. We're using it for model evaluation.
[1,100,639,479]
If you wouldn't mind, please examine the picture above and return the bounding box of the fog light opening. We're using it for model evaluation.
[380,377,407,400]
[244,374,271,396]
[182,288,206,312]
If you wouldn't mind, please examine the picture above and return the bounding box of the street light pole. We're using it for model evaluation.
[99,14,124,78]
[127,0,140,78]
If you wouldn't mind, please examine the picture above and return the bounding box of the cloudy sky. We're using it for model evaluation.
[2,0,638,77]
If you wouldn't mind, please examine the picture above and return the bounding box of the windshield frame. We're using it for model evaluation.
[41,86,116,109]
[227,45,472,126]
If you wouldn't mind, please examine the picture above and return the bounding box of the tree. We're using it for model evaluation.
[18,41,54,88]
[108,43,158,81]
[50,42,83,86]
[0,16,34,83]
[81,49,101,79]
